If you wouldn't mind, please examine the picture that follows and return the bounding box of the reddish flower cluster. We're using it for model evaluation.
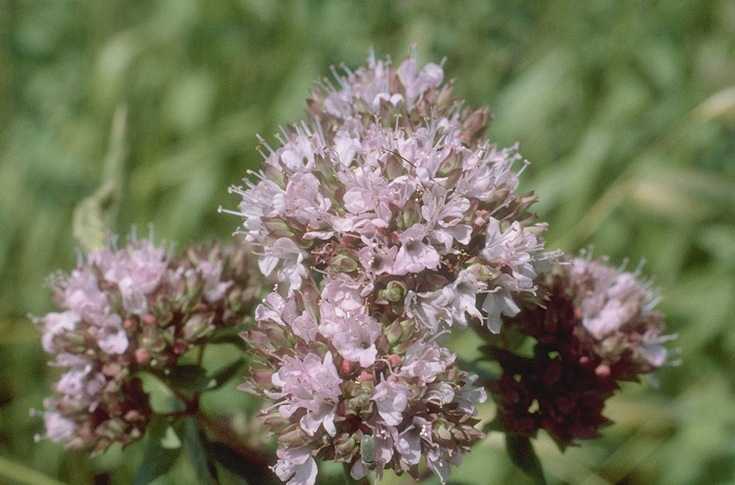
[489,257,672,448]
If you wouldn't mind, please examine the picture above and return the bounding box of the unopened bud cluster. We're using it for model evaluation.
[491,257,673,448]
[36,239,260,452]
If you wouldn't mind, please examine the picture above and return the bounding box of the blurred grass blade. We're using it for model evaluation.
[0,455,67,485]
[72,104,128,251]
[692,86,735,121]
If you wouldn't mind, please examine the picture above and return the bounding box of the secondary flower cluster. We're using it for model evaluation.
[36,239,260,453]
[490,257,673,448]
[226,53,559,484]
[242,275,486,483]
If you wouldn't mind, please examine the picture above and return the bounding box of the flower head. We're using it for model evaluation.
[225,53,557,338]
[489,256,673,448]
[36,238,262,452]
[242,276,486,484]
[222,51,562,483]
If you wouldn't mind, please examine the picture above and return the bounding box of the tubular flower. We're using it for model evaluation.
[241,275,487,484]
[490,257,674,448]
[36,239,262,452]
[224,52,558,336]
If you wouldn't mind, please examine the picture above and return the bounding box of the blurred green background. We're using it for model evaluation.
[1,0,735,484]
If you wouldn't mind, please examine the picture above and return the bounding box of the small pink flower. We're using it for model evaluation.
[392,224,440,275]
[373,376,410,426]
[272,352,342,437]
[258,238,308,294]
[273,447,318,485]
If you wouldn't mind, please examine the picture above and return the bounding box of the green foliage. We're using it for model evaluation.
[134,417,182,485]
[1,0,734,484]
[182,418,218,485]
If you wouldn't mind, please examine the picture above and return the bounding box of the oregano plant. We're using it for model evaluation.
[35,52,672,485]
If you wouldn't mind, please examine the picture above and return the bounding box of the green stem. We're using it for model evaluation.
[196,343,206,366]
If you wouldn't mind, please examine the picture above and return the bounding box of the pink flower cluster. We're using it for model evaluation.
[242,276,486,483]
[564,257,672,372]
[228,52,558,484]
[37,240,260,452]
[226,53,557,335]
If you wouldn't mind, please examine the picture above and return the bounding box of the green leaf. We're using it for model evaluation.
[166,364,210,392]
[165,358,245,394]
[505,434,547,485]
[208,325,249,349]
[207,358,246,391]
[134,416,182,485]
[182,417,218,485]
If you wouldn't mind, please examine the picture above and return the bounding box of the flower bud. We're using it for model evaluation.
[360,435,376,466]
[141,314,157,326]
[340,359,356,376]
[134,348,151,365]
[279,426,308,448]
[334,433,358,461]
[460,107,489,144]
[383,281,406,303]
[385,320,403,345]
[397,208,419,231]
[436,83,454,109]
[263,218,296,238]
[182,313,214,341]
[330,253,359,273]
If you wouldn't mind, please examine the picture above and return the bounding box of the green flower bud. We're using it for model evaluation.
[263,218,295,238]
[434,420,453,442]
[360,434,376,466]
[436,83,454,109]
[330,253,359,273]
[382,280,406,303]
[399,319,416,340]
[460,107,489,144]
[334,433,358,461]
[385,320,403,345]
[437,155,461,178]
[397,208,419,230]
